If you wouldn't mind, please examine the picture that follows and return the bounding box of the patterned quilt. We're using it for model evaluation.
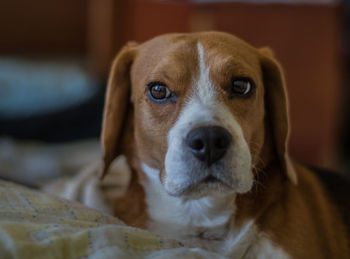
[0,180,225,259]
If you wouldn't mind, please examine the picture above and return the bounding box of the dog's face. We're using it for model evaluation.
[101,32,297,199]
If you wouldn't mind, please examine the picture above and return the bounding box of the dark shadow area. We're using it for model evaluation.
[339,1,350,173]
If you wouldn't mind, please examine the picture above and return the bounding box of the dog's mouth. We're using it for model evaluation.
[202,175,221,184]
[197,174,232,189]
[174,174,233,198]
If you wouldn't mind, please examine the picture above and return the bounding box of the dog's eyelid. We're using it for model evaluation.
[147,80,167,87]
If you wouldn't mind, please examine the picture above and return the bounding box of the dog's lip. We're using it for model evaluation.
[192,174,232,188]
[166,173,234,197]
[202,175,221,183]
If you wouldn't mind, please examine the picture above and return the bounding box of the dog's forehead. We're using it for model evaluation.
[132,34,198,80]
[139,32,258,56]
[132,32,261,79]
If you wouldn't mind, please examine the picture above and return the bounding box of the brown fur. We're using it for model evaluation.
[100,31,349,258]
[235,162,349,258]
[112,168,148,228]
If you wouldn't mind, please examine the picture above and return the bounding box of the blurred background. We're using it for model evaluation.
[0,0,349,186]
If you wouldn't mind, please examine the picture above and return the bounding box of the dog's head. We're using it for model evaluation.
[101,32,296,198]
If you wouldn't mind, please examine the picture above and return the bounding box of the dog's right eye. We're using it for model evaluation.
[147,83,173,102]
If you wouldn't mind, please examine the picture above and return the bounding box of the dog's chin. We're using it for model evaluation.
[164,175,252,199]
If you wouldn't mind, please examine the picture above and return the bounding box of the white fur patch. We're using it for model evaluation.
[141,162,234,251]
[223,221,290,258]
[197,42,216,102]
[244,237,291,259]
[141,162,233,228]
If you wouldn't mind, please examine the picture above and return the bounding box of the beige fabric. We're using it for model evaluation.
[0,180,226,259]
[42,156,131,215]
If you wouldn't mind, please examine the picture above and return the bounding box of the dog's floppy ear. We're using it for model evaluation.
[100,43,137,179]
[259,48,298,184]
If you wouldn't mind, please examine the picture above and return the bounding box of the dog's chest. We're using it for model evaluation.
[145,187,234,252]
[143,187,289,258]
[139,164,290,258]
[145,201,290,259]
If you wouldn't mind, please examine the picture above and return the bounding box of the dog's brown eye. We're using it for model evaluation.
[230,78,254,98]
[148,83,172,102]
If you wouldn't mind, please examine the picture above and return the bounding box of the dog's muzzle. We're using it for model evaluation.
[185,126,232,166]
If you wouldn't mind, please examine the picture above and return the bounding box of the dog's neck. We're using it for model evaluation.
[139,162,254,251]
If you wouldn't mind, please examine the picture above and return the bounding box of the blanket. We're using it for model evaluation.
[0,180,225,259]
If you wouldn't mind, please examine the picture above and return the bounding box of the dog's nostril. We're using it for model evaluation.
[190,139,204,151]
[186,126,232,165]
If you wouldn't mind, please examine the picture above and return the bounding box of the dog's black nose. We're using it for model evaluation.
[186,126,232,165]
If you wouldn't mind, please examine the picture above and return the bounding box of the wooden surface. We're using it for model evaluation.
[0,0,87,54]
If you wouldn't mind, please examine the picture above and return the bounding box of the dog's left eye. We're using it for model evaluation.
[147,83,172,102]
[230,78,255,98]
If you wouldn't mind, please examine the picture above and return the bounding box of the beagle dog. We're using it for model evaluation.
[100,32,350,258]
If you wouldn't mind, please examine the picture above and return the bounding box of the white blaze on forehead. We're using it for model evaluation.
[196,42,216,103]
